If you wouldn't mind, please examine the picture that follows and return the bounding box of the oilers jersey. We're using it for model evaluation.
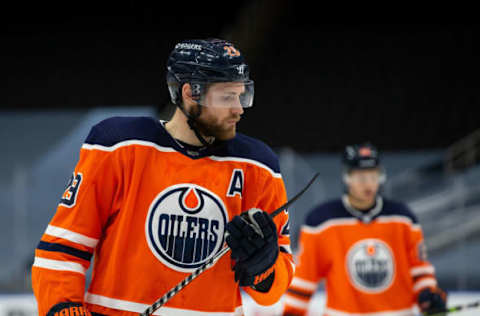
[32,117,294,316]
[283,196,437,316]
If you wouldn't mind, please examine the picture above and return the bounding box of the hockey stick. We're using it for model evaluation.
[140,172,320,316]
[422,300,480,316]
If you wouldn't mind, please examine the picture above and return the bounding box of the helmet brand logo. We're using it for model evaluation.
[236,64,246,75]
[223,45,241,57]
[175,43,202,51]
[359,147,372,157]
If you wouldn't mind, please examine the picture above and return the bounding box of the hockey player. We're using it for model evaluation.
[283,143,447,316]
[32,39,294,316]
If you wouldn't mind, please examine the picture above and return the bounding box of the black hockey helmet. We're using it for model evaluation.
[342,142,386,184]
[343,143,381,170]
[166,38,253,107]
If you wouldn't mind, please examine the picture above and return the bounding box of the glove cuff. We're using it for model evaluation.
[47,302,91,316]
[252,269,275,293]
[253,265,275,286]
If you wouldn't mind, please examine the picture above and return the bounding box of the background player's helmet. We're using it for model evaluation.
[166,38,254,107]
[342,143,386,184]
[343,143,381,171]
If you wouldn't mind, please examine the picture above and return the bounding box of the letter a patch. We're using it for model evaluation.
[227,169,244,198]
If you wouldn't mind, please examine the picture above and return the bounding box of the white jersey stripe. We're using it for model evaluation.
[303,215,422,235]
[413,277,437,292]
[33,257,86,274]
[84,293,243,316]
[208,156,281,178]
[284,295,310,310]
[411,265,435,277]
[375,216,421,231]
[82,141,281,178]
[325,306,415,316]
[82,141,176,153]
[302,218,358,234]
[45,225,99,248]
[290,277,318,292]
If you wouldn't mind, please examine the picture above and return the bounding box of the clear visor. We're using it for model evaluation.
[200,80,254,108]
[343,169,386,184]
[345,173,386,184]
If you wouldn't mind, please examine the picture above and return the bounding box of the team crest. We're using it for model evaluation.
[145,184,228,272]
[346,239,395,293]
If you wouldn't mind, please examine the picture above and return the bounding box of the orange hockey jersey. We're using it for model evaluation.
[283,196,437,316]
[32,117,294,316]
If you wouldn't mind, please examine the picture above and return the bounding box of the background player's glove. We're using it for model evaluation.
[47,302,92,316]
[418,287,447,315]
[226,208,279,289]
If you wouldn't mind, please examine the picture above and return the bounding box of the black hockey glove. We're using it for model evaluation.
[226,208,279,290]
[418,287,447,315]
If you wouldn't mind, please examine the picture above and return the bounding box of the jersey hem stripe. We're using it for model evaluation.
[284,295,309,309]
[287,288,313,298]
[84,293,244,316]
[45,225,99,248]
[325,306,415,316]
[33,257,86,274]
[290,277,317,291]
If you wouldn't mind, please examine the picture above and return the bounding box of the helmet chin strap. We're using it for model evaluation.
[177,102,213,147]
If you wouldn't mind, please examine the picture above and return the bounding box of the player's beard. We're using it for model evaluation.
[193,109,240,141]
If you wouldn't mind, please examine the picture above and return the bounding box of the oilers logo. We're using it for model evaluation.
[145,184,228,272]
[346,239,395,293]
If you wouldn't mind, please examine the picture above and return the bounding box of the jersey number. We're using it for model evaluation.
[60,172,83,208]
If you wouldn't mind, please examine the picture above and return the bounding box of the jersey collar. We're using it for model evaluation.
[341,194,383,224]
[159,120,227,159]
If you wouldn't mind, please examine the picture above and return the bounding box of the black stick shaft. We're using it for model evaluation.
[140,172,320,316]
[422,300,480,316]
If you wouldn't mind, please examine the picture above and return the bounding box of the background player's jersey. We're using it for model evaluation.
[283,196,437,316]
[32,117,294,316]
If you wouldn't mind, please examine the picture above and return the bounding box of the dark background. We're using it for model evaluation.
[3,1,479,152]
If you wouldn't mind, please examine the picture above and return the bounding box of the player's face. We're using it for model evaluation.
[346,168,381,204]
[194,82,245,140]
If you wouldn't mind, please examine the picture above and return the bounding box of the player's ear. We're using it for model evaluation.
[181,83,197,110]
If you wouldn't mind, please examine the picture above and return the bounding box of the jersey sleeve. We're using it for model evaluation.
[31,125,125,315]
[243,171,295,306]
[406,209,438,296]
[283,215,331,315]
